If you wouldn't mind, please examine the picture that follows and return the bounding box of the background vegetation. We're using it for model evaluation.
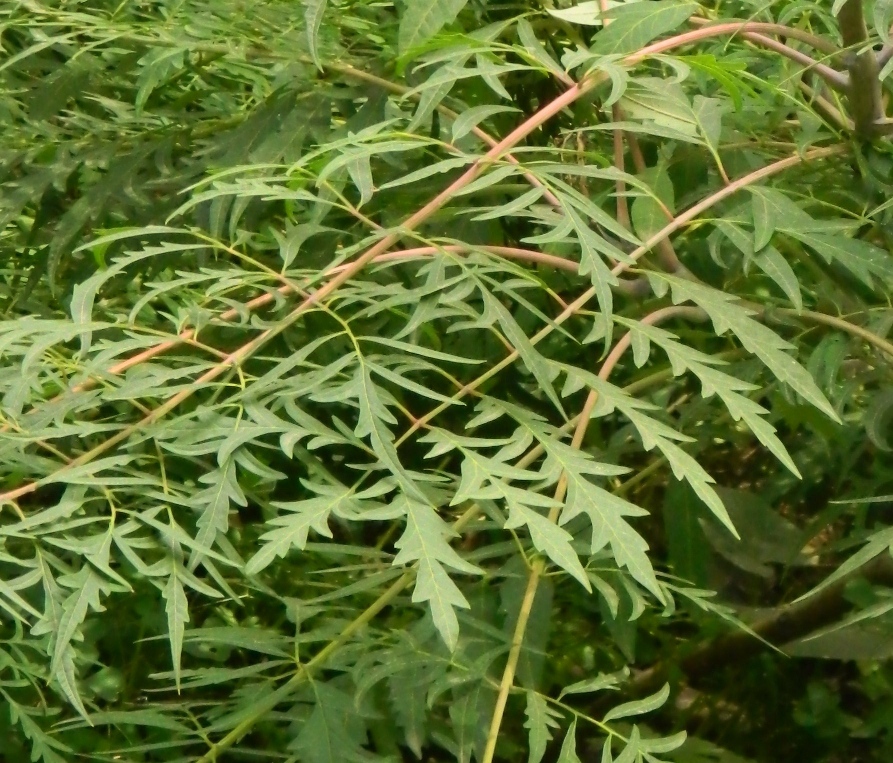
[1,1,893,761]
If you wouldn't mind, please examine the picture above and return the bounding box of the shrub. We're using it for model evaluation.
[1,1,892,761]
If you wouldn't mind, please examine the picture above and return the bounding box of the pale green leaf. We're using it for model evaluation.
[603,683,670,722]
[524,691,561,763]
[548,0,643,26]
[557,720,582,763]
[591,1,699,55]
[561,477,663,598]
[655,274,840,422]
[451,104,520,142]
[163,564,189,691]
[560,669,626,699]
[246,483,358,575]
[392,498,482,650]
[507,499,591,589]
[754,246,802,309]
[304,0,328,70]
[481,289,565,415]
[516,18,566,80]
[751,190,777,251]
[399,0,470,53]
[188,458,246,572]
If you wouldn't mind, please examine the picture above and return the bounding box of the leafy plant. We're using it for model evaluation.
[1,1,893,761]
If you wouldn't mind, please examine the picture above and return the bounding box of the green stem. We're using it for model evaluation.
[778,308,893,360]
[480,305,703,763]
[193,570,415,763]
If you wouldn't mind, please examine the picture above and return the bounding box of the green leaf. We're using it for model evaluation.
[603,683,670,722]
[560,669,627,699]
[831,495,893,505]
[5,694,73,763]
[788,231,893,289]
[524,691,561,763]
[591,2,699,55]
[653,274,840,422]
[751,190,777,251]
[562,366,738,537]
[246,482,365,575]
[567,206,618,342]
[50,568,105,678]
[188,458,246,572]
[616,317,801,478]
[679,53,751,110]
[392,497,482,650]
[754,246,802,310]
[663,480,710,588]
[876,0,893,42]
[291,681,368,763]
[481,289,565,416]
[304,0,328,70]
[516,18,566,80]
[796,528,893,601]
[346,153,374,208]
[548,1,643,26]
[557,720,582,763]
[630,167,675,243]
[353,364,431,503]
[692,95,727,172]
[135,47,186,114]
[398,0,470,53]
[561,476,662,599]
[620,78,701,141]
[507,497,591,589]
[163,562,189,691]
[451,104,520,143]
[711,488,804,568]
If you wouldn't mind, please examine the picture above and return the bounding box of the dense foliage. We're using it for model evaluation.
[1,1,893,761]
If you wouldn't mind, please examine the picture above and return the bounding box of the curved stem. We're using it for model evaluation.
[688,17,841,56]
[611,145,845,278]
[687,16,847,90]
[777,308,893,360]
[742,31,849,92]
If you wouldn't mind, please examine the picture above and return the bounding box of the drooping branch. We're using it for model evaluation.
[837,0,885,138]
[616,554,893,703]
